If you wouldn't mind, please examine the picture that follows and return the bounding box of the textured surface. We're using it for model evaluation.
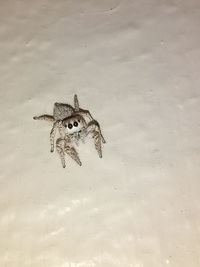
[0,0,200,266]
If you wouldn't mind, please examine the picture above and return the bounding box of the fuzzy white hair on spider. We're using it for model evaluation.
[33,94,106,168]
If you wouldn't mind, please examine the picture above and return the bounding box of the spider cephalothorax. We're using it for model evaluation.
[62,114,87,134]
[33,94,106,168]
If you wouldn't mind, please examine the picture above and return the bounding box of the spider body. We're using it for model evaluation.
[33,95,105,168]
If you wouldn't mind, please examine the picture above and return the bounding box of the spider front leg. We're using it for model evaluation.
[65,143,82,166]
[87,120,105,158]
[56,137,82,168]
[99,128,106,144]
[88,120,106,144]
[75,107,105,144]
[56,138,66,168]
[50,120,63,152]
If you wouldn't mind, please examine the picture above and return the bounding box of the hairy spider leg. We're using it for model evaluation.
[74,94,79,112]
[87,120,105,158]
[73,95,105,143]
[50,121,62,152]
[33,115,55,122]
[56,138,82,168]
[56,138,66,168]
[73,94,94,120]
[75,109,106,144]
[65,145,82,166]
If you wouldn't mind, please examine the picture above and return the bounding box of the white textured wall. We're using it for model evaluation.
[0,0,200,266]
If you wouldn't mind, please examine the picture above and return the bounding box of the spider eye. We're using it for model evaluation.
[68,123,73,129]
[73,121,78,127]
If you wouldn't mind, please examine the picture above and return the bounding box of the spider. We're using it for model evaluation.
[33,94,106,168]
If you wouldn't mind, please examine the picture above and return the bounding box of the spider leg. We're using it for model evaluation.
[56,138,66,168]
[99,127,106,144]
[74,94,79,111]
[56,137,82,168]
[64,143,82,166]
[50,121,61,153]
[75,107,105,143]
[58,123,65,139]
[87,120,105,158]
[73,95,95,121]
[33,115,55,122]
[87,119,106,144]
[75,109,94,121]
[77,111,106,144]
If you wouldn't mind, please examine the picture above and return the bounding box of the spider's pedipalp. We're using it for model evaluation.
[94,131,102,158]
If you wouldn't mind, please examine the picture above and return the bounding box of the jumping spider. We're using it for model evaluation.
[33,94,106,168]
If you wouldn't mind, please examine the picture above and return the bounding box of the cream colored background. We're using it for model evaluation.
[0,0,200,266]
